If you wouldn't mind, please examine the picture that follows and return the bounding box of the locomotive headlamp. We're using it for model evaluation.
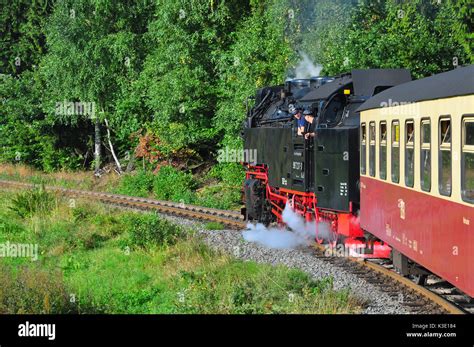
[344,89,351,95]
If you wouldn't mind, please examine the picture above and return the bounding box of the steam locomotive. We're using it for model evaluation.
[242,66,474,297]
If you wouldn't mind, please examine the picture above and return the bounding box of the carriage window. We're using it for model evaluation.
[379,122,387,180]
[361,123,366,175]
[391,121,400,183]
[405,121,415,187]
[369,122,376,177]
[462,117,474,203]
[420,119,431,192]
[439,117,452,196]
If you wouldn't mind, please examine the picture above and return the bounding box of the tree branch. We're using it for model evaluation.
[104,118,123,174]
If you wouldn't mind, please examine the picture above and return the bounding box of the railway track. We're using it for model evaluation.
[0,179,245,229]
[0,178,469,314]
[311,244,469,314]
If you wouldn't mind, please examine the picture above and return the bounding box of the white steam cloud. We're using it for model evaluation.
[294,52,323,79]
[242,203,332,249]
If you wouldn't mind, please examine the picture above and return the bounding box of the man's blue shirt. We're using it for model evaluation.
[298,117,307,128]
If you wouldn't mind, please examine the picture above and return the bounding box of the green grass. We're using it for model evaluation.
[0,190,364,314]
[9,185,58,218]
[204,221,225,230]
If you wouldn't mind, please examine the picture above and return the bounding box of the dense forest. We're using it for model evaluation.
[1,0,472,207]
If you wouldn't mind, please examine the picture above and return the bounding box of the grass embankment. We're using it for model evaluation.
[0,163,242,210]
[0,188,363,314]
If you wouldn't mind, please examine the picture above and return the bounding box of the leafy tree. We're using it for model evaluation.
[296,0,353,74]
[0,72,46,167]
[214,0,296,148]
[321,0,470,78]
[0,1,64,171]
[450,0,473,63]
[139,0,249,159]
[0,70,87,171]
[41,0,155,171]
[0,0,53,75]
[1,0,471,176]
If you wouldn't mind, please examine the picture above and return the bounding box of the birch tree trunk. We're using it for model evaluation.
[94,118,101,172]
[104,118,123,174]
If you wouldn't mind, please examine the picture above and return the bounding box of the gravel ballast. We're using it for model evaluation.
[159,214,411,314]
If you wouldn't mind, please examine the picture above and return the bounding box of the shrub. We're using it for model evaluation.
[0,214,25,235]
[76,231,109,250]
[195,185,241,210]
[208,163,244,187]
[9,187,57,218]
[0,264,77,314]
[123,213,186,248]
[70,210,123,250]
[71,204,98,222]
[90,213,125,238]
[284,270,333,294]
[116,170,155,197]
[153,166,197,202]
